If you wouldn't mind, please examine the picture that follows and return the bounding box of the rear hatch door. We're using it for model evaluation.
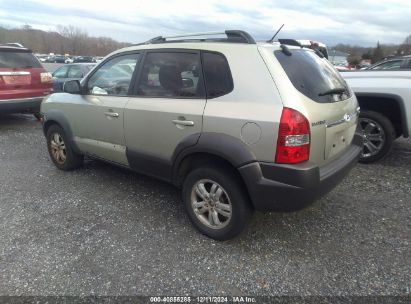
[270,47,359,165]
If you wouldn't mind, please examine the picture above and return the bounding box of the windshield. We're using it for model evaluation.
[275,49,350,103]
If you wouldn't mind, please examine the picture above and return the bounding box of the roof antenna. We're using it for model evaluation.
[267,24,284,43]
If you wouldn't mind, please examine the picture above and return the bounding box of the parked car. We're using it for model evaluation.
[93,56,104,63]
[41,30,361,240]
[45,55,66,63]
[334,63,353,71]
[35,54,48,62]
[73,56,94,63]
[52,63,95,92]
[365,55,411,70]
[65,57,74,64]
[341,70,411,162]
[0,44,53,115]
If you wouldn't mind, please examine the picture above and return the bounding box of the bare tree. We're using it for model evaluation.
[397,34,411,55]
[0,24,131,56]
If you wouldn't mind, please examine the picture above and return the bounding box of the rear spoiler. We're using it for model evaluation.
[277,39,329,59]
[278,39,302,47]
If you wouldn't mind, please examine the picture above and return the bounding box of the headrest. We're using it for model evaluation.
[159,65,182,92]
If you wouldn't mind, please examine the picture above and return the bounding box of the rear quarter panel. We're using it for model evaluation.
[201,45,284,163]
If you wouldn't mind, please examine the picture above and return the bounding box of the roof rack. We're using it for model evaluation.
[137,30,256,45]
[0,42,25,48]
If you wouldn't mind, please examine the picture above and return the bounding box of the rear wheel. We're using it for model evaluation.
[46,124,83,170]
[33,113,42,120]
[356,111,395,163]
[182,166,253,240]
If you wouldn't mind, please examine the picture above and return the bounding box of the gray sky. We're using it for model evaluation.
[0,0,410,46]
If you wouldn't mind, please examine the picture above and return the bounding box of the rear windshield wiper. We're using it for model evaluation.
[318,87,346,96]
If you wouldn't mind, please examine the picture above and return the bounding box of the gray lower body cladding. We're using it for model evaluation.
[239,135,362,211]
[0,97,43,113]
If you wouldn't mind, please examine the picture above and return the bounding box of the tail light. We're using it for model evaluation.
[40,72,52,83]
[275,107,310,164]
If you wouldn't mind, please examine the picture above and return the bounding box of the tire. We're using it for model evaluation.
[46,124,83,170]
[357,110,395,163]
[33,112,42,120]
[182,166,253,241]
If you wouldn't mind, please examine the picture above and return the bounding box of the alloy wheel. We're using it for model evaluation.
[50,132,67,164]
[357,118,386,159]
[190,179,232,229]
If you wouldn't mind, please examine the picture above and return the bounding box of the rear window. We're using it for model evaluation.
[0,50,42,68]
[275,49,350,103]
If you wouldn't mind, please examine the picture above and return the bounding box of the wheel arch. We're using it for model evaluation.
[172,133,257,187]
[355,92,409,138]
[42,109,80,153]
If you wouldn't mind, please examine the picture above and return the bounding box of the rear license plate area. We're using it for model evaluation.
[3,75,31,85]
[325,122,356,160]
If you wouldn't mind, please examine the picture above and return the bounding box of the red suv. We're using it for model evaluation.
[0,44,53,115]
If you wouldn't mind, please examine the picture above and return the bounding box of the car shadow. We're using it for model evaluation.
[0,113,37,127]
[379,137,411,166]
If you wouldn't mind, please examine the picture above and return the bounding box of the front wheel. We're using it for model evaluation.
[182,166,253,240]
[356,111,395,163]
[46,124,83,170]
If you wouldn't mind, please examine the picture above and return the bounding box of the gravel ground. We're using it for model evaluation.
[0,114,410,297]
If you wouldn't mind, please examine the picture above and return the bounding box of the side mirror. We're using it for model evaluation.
[63,80,82,94]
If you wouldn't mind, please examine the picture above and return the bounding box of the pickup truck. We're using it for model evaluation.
[341,70,411,163]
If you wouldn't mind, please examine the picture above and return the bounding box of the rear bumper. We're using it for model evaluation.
[239,135,362,211]
[0,97,44,113]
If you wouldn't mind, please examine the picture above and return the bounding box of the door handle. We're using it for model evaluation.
[104,112,119,118]
[172,119,194,126]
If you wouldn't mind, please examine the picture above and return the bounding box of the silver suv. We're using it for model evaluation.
[41,30,362,240]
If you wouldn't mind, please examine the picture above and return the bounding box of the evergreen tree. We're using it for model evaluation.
[372,42,384,63]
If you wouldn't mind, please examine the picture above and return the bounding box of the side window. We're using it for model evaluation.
[87,54,139,96]
[67,65,83,78]
[52,66,69,79]
[137,52,204,98]
[202,52,233,98]
[371,60,402,70]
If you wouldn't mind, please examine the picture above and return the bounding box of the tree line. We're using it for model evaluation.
[0,24,131,56]
[334,34,411,65]
[0,24,409,63]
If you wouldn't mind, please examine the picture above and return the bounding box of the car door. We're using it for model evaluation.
[124,50,206,180]
[69,53,141,165]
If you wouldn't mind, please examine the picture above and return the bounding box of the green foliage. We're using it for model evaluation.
[372,42,384,63]
[362,50,372,60]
